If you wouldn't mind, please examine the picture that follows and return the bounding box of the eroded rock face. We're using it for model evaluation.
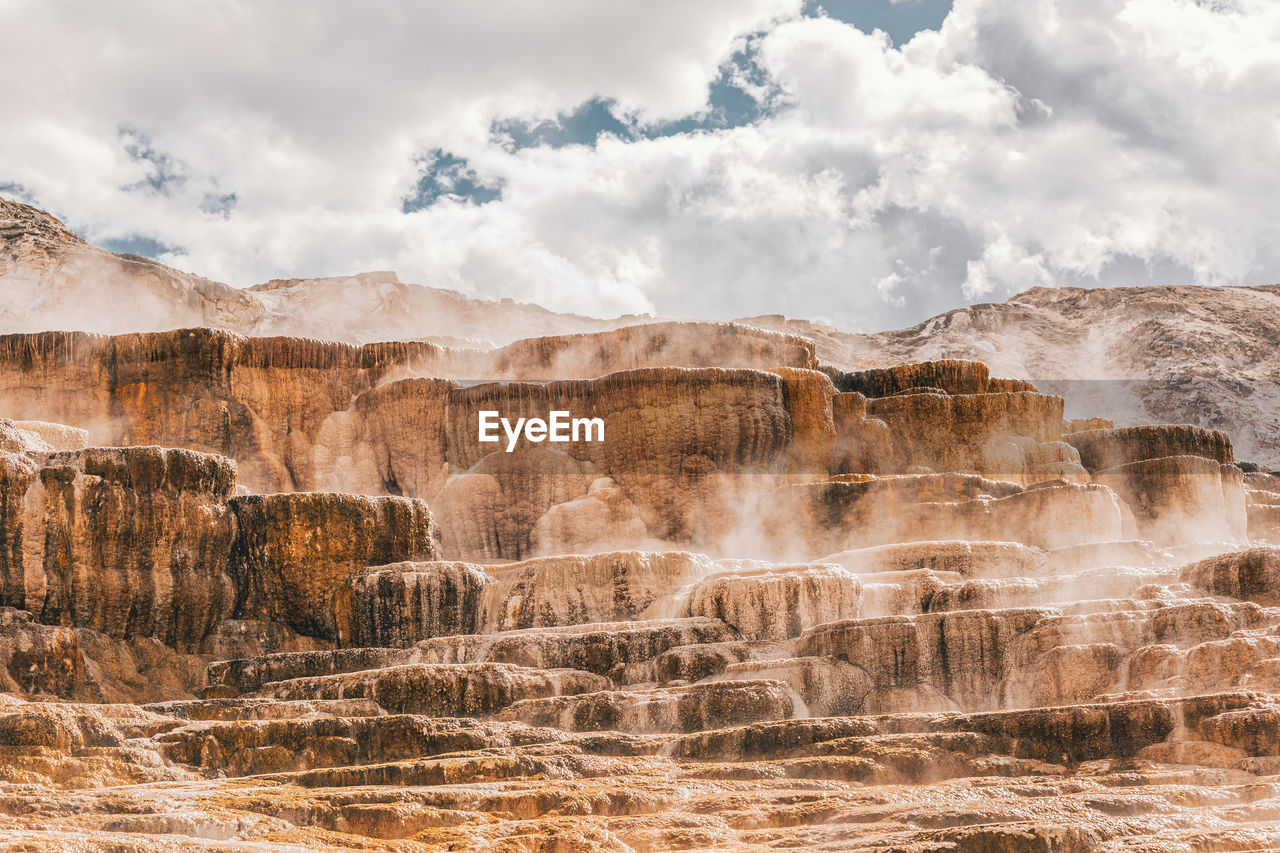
[1097,455,1247,545]
[326,551,718,648]
[0,443,450,686]
[823,540,1048,578]
[414,617,739,678]
[0,333,1133,563]
[0,608,88,700]
[862,389,1072,477]
[686,562,861,640]
[1065,424,1236,472]
[492,679,796,734]
[337,561,491,648]
[1,322,1248,571]
[0,607,211,704]
[1182,547,1280,606]
[484,550,712,631]
[3,447,237,651]
[254,662,611,718]
[832,359,1033,398]
[0,328,807,495]
[779,475,1131,555]
[229,492,439,642]
[530,476,649,555]
[800,608,1049,712]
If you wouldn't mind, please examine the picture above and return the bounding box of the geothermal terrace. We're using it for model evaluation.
[2,321,1280,851]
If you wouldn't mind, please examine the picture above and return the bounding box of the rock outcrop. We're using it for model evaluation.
[685,561,860,640]
[228,492,438,642]
[1,446,237,650]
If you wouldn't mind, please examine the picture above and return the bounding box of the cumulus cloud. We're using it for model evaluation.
[1,0,1278,331]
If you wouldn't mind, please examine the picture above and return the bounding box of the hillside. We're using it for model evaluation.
[748,283,1280,464]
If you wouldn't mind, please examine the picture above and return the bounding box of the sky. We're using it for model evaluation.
[1,0,1278,332]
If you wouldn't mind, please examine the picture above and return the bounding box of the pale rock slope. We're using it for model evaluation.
[747,282,1280,464]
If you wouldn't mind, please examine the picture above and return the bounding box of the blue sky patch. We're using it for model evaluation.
[119,128,186,195]
[200,192,237,218]
[492,39,778,152]
[101,234,179,258]
[495,98,632,149]
[0,181,35,203]
[804,0,952,46]
[403,150,503,211]
[486,2,954,157]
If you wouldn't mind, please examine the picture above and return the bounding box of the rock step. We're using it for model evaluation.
[800,601,1280,713]
[203,596,1280,721]
[169,690,1280,790]
[685,562,861,641]
[716,656,872,717]
[264,734,1053,794]
[145,697,386,722]
[1046,539,1171,571]
[611,640,756,685]
[155,715,576,776]
[778,477,1133,554]
[251,662,611,717]
[1063,425,1235,473]
[1182,547,1280,607]
[923,567,1179,612]
[267,747,647,791]
[669,690,1277,764]
[203,647,411,696]
[413,617,740,678]
[822,540,1049,579]
[490,679,797,734]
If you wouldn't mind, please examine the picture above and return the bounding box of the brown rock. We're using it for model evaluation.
[1064,424,1235,473]
[685,562,861,640]
[833,360,1030,398]
[1097,456,1246,545]
[254,662,611,717]
[337,561,491,647]
[414,618,739,678]
[206,648,411,696]
[10,447,236,651]
[493,680,796,733]
[798,608,1049,712]
[1181,547,1280,605]
[229,492,438,642]
[484,550,711,631]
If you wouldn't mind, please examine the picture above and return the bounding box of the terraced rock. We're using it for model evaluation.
[4,203,1280,850]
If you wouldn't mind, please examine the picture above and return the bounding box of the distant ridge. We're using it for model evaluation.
[0,197,642,346]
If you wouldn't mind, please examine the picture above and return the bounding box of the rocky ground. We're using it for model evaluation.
[2,199,1280,850]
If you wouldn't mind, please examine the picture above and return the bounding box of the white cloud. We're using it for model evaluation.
[963,232,1050,299]
[2,0,1279,332]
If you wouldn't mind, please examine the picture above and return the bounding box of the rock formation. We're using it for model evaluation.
[3,200,1280,850]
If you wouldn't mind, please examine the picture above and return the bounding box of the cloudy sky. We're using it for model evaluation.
[2,0,1277,331]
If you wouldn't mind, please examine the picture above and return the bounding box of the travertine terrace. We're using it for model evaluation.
[3,202,1280,850]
